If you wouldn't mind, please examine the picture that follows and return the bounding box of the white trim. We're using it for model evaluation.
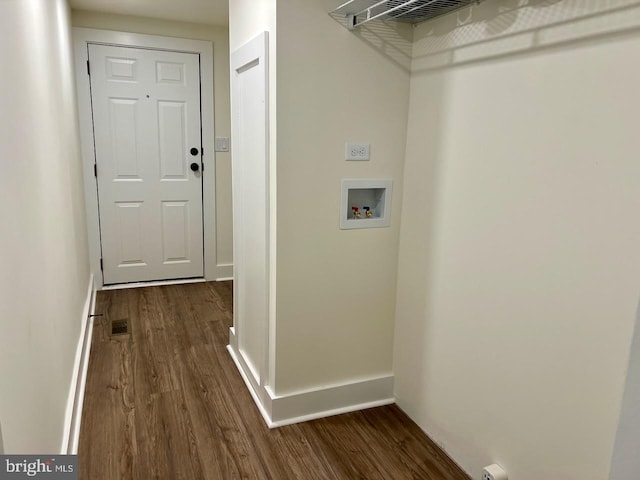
[72,27,224,289]
[271,398,395,428]
[215,263,234,280]
[228,339,270,421]
[216,277,234,282]
[227,344,274,428]
[227,339,395,429]
[61,273,96,454]
[230,32,272,407]
[269,375,395,427]
[101,277,205,291]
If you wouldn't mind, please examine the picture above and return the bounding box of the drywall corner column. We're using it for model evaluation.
[273,0,410,395]
[230,0,410,422]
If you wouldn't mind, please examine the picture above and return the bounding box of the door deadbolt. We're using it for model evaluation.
[190,147,199,156]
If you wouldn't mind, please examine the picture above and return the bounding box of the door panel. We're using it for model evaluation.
[158,101,188,179]
[89,44,204,284]
[108,98,140,179]
[156,62,186,84]
[115,201,145,267]
[161,201,191,263]
[106,56,137,82]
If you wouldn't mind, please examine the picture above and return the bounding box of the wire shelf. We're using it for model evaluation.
[331,0,480,29]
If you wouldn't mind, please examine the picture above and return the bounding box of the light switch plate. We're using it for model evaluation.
[345,142,370,161]
[215,137,230,152]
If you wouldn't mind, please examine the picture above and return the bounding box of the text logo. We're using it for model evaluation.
[0,456,77,480]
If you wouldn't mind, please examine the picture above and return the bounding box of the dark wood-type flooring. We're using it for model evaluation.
[79,282,469,480]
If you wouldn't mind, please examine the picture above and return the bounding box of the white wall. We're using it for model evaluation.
[0,0,91,453]
[273,0,411,394]
[394,1,640,479]
[229,0,276,52]
[71,10,234,270]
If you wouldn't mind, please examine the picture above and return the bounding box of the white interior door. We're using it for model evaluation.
[231,33,270,387]
[89,44,204,285]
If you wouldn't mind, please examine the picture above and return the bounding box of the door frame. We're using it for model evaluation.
[73,28,219,289]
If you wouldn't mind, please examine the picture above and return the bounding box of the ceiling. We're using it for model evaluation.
[68,0,229,26]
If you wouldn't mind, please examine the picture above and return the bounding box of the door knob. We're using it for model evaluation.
[190,162,200,172]
[190,147,199,156]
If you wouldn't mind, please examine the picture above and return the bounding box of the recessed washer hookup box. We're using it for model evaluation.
[340,178,393,230]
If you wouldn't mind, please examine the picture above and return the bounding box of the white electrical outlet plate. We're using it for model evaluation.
[345,142,370,161]
[482,464,507,480]
[215,136,230,152]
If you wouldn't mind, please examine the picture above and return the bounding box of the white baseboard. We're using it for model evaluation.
[102,277,205,290]
[101,272,233,289]
[226,340,394,429]
[215,263,233,280]
[269,375,395,427]
[226,344,274,427]
[61,273,96,454]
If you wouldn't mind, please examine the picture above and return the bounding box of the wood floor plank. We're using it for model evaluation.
[79,282,469,480]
